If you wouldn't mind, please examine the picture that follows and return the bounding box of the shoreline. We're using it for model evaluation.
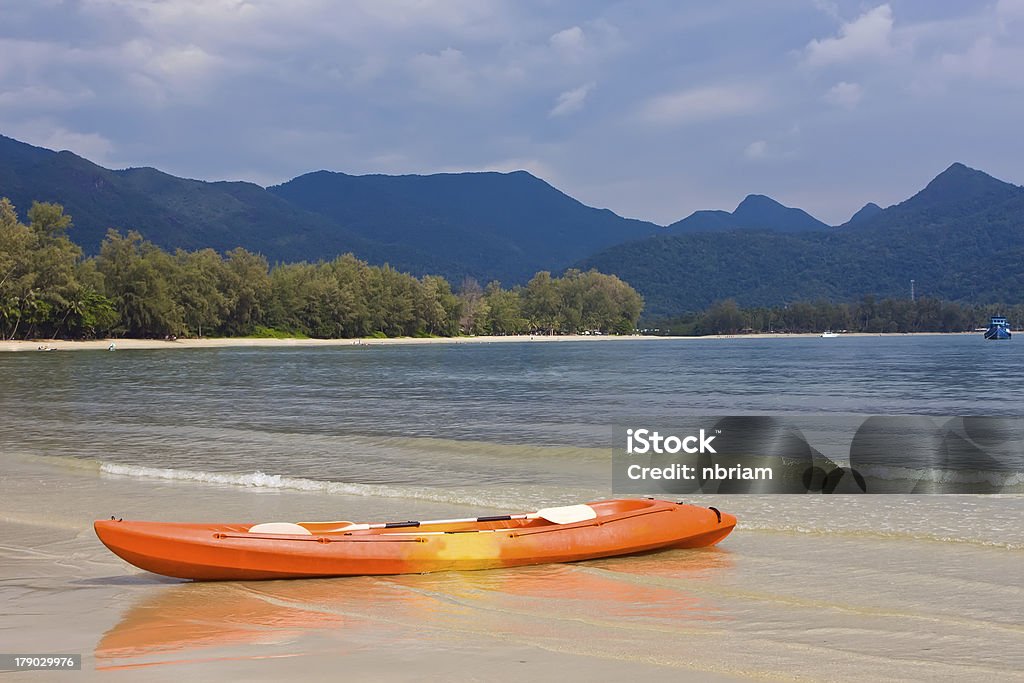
[0,331,975,353]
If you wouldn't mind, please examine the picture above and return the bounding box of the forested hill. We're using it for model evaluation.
[0,134,657,285]
[580,163,1024,317]
[268,170,661,284]
[6,132,1024,317]
[0,134,386,261]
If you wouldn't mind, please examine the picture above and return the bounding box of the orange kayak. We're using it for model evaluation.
[94,498,736,581]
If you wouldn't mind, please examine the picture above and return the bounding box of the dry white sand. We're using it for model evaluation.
[0,331,968,353]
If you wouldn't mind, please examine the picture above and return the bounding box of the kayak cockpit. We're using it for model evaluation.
[254,499,665,537]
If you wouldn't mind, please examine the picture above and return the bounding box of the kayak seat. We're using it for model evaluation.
[248,522,313,535]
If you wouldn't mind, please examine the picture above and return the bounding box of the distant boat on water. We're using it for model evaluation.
[821,331,838,338]
[984,316,1011,340]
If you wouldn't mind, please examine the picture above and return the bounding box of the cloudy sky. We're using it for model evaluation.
[2,0,1023,225]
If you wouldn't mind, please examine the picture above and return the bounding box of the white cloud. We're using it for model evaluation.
[639,84,765,125]
[433,157,561,185]
[940,36,995,78]
[996,0,1024,21]
[4,121,116,166]
[348,55,390,86]
[939,36,1024,87]
[811,0,842,21]
[550,26,586,59]
[744,140,768,159]
[549,82,594,117]
[147,43,220,81]
[804,4,894,67]
[545,19,623,66]
[3,1,1024,228]
[44,128,116,165]
[0,85,94,111]
[408,47,475,99]
[824,81,864,108]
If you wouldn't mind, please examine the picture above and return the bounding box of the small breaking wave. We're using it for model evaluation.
[97,461,579,511]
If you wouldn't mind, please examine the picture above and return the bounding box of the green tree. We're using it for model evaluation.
[96,230,183,337]
[484,281,527,334]
[28,201,72,238]
[522,271,560,334]
[222,248,271,336]
[172,248,228,337]
[0,200,83,339]
[417,275,461,336]
[457,277,486,334]
[697,299,745,335]
[0,199,34,339]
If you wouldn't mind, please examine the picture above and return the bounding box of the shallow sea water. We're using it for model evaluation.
[1,336,1022,680]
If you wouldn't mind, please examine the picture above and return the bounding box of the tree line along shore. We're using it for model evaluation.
[655,298,1022,335]
[2,198,1016,343]
[0,199,643,341]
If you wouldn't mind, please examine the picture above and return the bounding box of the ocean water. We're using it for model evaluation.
[1,335,1022,506]
[2,336,1021,465]
[1,336,1022,680]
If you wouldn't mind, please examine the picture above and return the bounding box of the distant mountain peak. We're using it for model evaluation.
[900,161,1020,214]
[735,193,781,209]
[581,162,1024,317]
[841,202,883,227]
[737,192,790,219]
[666,192,828,234]
[926,162,992,187]
[941,161,972,175]
[0,131,662,285]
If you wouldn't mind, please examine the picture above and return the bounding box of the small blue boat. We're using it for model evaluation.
[984,316,1012,340]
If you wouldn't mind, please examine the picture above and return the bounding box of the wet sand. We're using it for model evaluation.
[2,455,1021,681]
[0,456,743,681]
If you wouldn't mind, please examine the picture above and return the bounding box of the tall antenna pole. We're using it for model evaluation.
[910,279,915,302]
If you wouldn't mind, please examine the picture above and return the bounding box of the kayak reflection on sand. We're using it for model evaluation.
[95,548,733,670]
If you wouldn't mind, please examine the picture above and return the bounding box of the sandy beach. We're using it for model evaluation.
[3,455,752,682]
[0,331,970,353]
[3,453,1021,681]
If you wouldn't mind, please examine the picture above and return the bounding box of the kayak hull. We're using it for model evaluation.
[95,499,736,581]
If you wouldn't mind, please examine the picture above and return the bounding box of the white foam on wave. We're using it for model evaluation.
[97,462,536,510]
